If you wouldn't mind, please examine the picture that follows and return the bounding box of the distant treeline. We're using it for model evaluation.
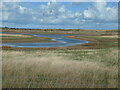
[1,27,84,31]
[1,27,118,31]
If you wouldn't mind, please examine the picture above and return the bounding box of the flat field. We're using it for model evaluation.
[1,33,54,43]
[1,28,119,88]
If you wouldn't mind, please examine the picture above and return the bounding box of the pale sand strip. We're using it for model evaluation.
[101,35,118,38]
[0,34,31,37]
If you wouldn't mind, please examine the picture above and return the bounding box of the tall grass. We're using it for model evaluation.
[2,49,118,88]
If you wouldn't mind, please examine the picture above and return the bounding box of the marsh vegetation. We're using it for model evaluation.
[1,28,118,88]
[2,48,118,88]
[1,33,54,43]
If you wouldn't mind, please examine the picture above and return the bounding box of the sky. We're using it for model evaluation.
[1,1,118,30]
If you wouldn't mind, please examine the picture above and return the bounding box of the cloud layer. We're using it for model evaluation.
[1,2,118,29]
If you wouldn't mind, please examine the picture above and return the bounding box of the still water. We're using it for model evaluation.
[2,32,88,48]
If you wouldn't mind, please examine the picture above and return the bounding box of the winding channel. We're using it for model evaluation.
[1,32,88,48]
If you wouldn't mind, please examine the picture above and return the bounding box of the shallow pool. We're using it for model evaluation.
[1,32,88,48]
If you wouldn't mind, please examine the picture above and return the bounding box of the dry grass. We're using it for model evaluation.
[0,49,2,89]
[0,34,31,37]
[100,35,118,38]
[2,49,118,88]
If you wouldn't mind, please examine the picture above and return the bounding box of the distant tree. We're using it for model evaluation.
[4,26,8,28]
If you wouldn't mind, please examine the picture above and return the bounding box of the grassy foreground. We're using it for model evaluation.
[2,48,118,88]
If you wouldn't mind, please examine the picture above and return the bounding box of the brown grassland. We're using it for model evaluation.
[1,28,119,88]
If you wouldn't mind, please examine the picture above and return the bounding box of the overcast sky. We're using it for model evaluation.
[1,1,118,30]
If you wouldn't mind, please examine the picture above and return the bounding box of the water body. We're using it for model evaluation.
[1,32,88,48]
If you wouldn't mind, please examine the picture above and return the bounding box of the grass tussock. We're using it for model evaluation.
[2,49,118,88]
